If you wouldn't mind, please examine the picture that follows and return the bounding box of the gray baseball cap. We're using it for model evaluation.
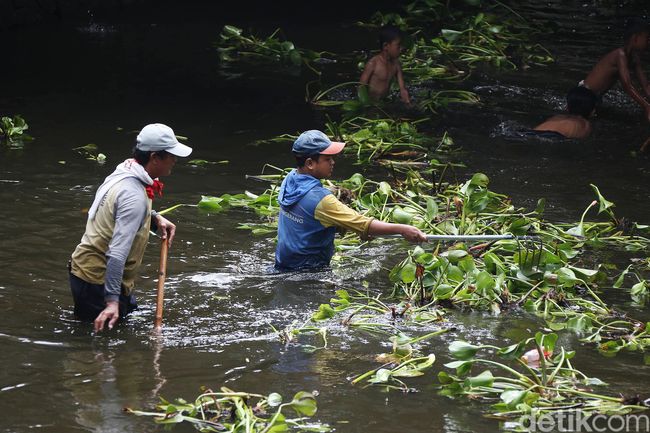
[292,130,345,156]
[136,123,193,157]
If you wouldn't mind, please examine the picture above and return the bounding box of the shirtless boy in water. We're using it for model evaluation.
[533,86,598,139]
[581,19,650,121]
[360,25,411,104]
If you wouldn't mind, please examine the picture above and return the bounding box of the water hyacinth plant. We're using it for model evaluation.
[0,115,32,147]
[441,333,649,429]
[194,164,650,358]
[256,116,458,166]
[215,25,333,74]
[126,387,329,432]
[359,0,553,72]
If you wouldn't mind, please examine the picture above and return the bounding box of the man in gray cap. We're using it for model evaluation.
[69,123,192,332]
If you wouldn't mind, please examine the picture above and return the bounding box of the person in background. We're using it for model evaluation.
[580,18,650,121]
[275,130,426,271]
[532,86,598,139]
[360,25,411,104]
[69,123,192,332]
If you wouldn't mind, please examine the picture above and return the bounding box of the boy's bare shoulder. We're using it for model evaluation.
[367,54,382,65]
[597,47,625,64]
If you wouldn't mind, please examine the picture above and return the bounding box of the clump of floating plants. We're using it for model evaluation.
[1,115,32,147]
[308,78,479,114]
[258,116,457,165]
[126,387,330,432]
[215,25,333,74]
[441,333,649,429]
[307,1,551,113]
[359,0,553,73]
[271,287,450,392]
[72,143,107,164]
[192,166,650,359]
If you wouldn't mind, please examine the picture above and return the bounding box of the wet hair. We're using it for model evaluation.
[294,153,320,168]
[624,18,649,42]
[379,25,401,50]
[566,86,598,118]
[132,147,172,165]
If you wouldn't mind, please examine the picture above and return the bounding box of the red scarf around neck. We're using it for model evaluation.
[145,180,164,200]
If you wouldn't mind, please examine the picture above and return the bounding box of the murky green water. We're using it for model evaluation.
[1,2,649,432]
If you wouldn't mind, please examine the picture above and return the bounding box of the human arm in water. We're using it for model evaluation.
[617,50,650,121]
[396,62,411,104]
[631,52,650,98]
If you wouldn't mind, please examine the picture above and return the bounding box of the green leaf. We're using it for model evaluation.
[400,262,417,283]
[613,265,631,288]
[631,281,647,297]
[442,249,468,263]
[566,315,593,333]
[288,49,302,66]
[476,271,495,291]
[556,267,577,288]
[501,390,528,408]
[369,368,392,383]
[425,198,438,221]
[267,392,283,407]
[311,304,335,321]
[464,370,494,388]
[222,25,242,37]
[197,195,225,211]
[497,341,527,359]
[449,341,480,360]
[434,284,454,300]
[590,184,615,214]
[534,332,558,353]
[378,181,392,196]
[289,392,317,416]
[469,172,489,187]
[392,207,414,224]
[441,29,462,42]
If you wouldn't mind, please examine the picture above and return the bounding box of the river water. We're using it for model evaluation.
[1,2,649,432]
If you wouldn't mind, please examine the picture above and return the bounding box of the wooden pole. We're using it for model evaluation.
[154,238,169,329]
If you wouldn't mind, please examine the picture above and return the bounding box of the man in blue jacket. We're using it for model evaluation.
[275,130,426,271]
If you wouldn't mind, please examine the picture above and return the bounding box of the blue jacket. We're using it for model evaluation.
[275,170,336,271]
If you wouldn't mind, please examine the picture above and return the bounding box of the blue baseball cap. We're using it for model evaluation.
[292,130,345,156]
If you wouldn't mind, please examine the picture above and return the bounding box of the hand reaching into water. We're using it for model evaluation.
[94,301,119,332]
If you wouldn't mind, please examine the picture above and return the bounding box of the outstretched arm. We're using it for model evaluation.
[618,50,650,121]
[632,53,650,97]
[396,62,411,104]
[368,220,426,243]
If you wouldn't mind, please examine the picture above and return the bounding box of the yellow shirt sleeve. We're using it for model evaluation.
[314,194,374,236]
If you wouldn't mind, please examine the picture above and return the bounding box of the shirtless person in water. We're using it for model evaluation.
[360,25,410,104]
[534,86,597,139]
[581,19,650,121]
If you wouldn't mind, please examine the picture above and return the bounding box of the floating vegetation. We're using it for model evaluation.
[309,80,480,115]
[126,387,330,432]
[73,144,106,164]
[199,163,650,359]
[259,116,457,165]
[216,25,333,74]
[0,115,32,147]
[441,333,649,429]
[359,1,553,73]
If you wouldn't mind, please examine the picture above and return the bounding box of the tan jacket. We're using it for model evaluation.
[71,179,152,297]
